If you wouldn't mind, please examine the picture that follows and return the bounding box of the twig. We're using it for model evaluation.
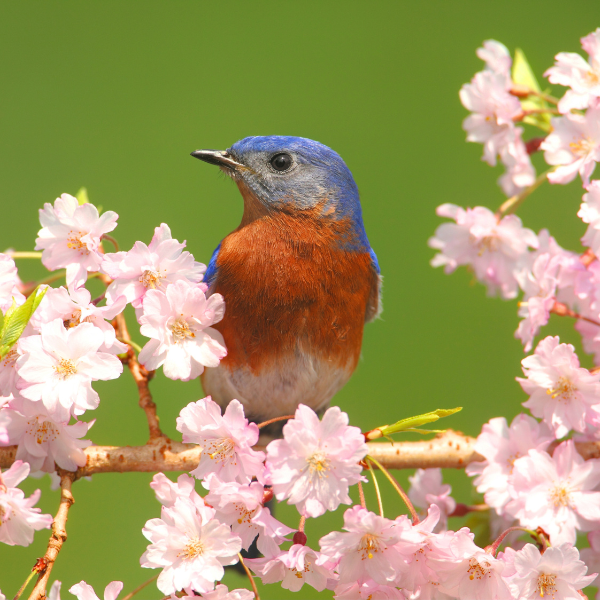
[496,169,552,218]
[237,553,260,600]
[366,458,384,517]
[114,312,162,439]
[367,455,419,523]
[27,472,75,600]
[357,480,367,509]
[257,415,295,429]
[121,574,158,600]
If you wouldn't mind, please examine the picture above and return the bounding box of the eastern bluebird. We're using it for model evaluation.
[191,136,381,427]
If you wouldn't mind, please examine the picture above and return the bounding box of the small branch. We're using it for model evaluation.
[357,480,367,509]
[366,458,384,517]
[257,415,294,429]
[368,455,419,523]
[238,553,260,600]
[496,169,552,218]
[121,574,158,600]
[114,313,162,440]
[27,472,75,600]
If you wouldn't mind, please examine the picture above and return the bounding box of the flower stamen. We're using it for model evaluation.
[54,358,77,379]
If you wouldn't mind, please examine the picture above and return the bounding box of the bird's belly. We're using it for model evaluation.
[201,350,354,422]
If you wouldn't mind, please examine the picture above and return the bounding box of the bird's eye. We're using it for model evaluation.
[270,153,293,172]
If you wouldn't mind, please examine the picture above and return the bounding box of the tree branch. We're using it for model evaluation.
[27,471,75,600]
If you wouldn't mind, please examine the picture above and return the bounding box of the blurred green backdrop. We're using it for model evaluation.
[1,1,596,597]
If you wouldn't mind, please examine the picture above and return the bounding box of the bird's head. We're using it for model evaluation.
[192,136,369,250]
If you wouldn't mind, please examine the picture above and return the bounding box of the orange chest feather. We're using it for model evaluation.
[212,212,377,373]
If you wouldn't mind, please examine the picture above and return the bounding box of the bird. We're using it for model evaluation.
[191,136,381,429]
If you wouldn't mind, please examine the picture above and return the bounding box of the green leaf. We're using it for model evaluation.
[371,407,462,438]
[76,187,89,205]
[512,48,552,132]
[0,286,47,358]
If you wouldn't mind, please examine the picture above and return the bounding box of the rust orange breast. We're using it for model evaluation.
[211,209,377,375]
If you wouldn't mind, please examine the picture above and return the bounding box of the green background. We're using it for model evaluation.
[0,1,596,597]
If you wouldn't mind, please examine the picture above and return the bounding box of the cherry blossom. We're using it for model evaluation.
[35,194,118,289]
[319,506,404,586]
[546,28,600,113]
[141,495,242,594]
[195,586,254,600]
[579,181,600,256]
[465,414,552,515]
[509,543,596,599]
[0,460,53,546]
[581,531,600,599]
[150,472,197,507]
[176,397,265,484]
[508,440,600,544]
[48,581,61,600]
[203,473,293,555]
[30,286,128,354]
[247,544,335,593]
[333,580,406,599]
[0,253,25,312]
[408,468,456,531]
[266,404,368,518]
[517,336,600,437]
[16,319,123,422]
[101,223,205,309]
[476,39,512,77]
[0,343,23,398]
[515,254,561,352]
[429,204,538,299]
[69,581,123,600]
[138,280,226,381]
[460,70,522,166]
[497,130,536,197]
[542,108,600,185]
[0,400,91,472]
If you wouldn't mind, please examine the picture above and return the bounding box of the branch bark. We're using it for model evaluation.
[27,471,75,600]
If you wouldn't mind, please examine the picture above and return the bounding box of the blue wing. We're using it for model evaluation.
[366,246,383,322]
[204,241,222,288]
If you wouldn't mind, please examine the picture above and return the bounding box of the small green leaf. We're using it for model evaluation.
[0,286,47,358]
[76,187,89,205]
[372,407,462,438]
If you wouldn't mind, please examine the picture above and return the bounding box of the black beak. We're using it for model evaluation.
[190,149,243,170]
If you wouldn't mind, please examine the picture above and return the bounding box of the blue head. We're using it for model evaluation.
[191,136,371,252]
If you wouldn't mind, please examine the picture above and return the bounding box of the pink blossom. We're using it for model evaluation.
[36,194,118,289]
[476,39,512,77]
[69,581,123,600]
[30,286,127,354]
[0,253,25,312]
[0,400,91,472]
[141,495,242,594]
[408,469,456,531]
[150,472,197,507]
[465,414,552,515]
[0,460,53,545]
[319,506,404,586]
[497,130,536,196]
[508,440,600,544]
[16,319,123,422]
[176,397,265,484]
[429,204,538,299]
[138,280,226,381]
[515,254,561,352]
[247,544,335,593]
[203,473,292,555]
[579,181,600,256]
[517,336,600,437]
[266,404,368,518]
[510,543,596,599]
[581,531,600,599]
[545,28,600,113]
[542,109,600,185]
[0,344,23,398]
[333,580,406,599]
[101,223,205,309]
[460,71,522,167]
[48,581,61,600]
[195,586,254,600]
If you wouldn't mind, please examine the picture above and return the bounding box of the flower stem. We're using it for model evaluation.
[551,301,600,327]
[8,252,43,259]
[12,568,39,600]
[357,480,367,509]
[121,575,158,600]
[366,458,384,517]
[257,414,295,429]
[488,526,544,557]
[367,455,419,523]
[101,234,119,252]
[118,338,143,354]
[496,169,553,218]
[238,553,261,600]
[514,108,561,121]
